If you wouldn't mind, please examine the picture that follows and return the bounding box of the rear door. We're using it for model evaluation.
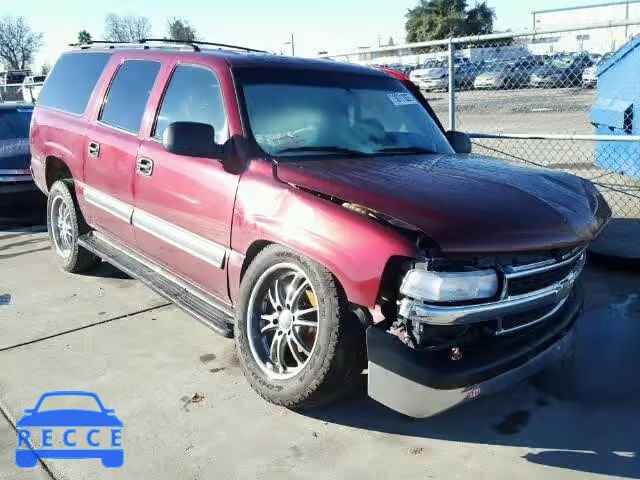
[133,60,240,302]
[83,58,162,247]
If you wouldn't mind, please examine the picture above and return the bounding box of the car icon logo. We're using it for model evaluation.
[15,391,123,468]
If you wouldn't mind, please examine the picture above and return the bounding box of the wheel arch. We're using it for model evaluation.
[45,156,73,192]
[231,234,414,311]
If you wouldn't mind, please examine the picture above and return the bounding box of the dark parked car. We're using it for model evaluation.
[30,40,610,418]
[531,55,594,88]
[0,104,42,212]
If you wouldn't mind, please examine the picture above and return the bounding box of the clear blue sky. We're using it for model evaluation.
[0,0,600,68]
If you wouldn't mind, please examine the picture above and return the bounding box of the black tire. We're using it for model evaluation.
[46,179,99,273]
[235,245,364,410]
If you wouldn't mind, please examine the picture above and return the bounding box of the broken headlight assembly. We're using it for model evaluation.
[399,268,499,303]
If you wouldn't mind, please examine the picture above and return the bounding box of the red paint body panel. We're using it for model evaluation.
[230,161,418,307]
[29,108,89,191]
[276,154,610,253]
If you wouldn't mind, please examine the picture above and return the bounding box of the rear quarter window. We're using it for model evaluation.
[38,52,112,115]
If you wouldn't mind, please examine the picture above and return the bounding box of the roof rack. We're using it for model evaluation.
[142,38,267,53]
[69,39,267,54]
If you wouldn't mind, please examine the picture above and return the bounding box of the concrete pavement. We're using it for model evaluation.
[1,228,639,479]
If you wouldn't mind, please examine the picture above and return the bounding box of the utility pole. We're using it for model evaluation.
[625,0,630,39]
[284,34,295,56]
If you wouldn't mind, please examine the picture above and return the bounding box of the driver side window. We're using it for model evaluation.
[153,65,228,145]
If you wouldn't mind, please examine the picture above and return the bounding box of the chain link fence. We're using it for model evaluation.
[321,19,640,218]
[0,81,44,104]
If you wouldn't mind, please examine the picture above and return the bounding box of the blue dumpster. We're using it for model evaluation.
[591,35,640,180]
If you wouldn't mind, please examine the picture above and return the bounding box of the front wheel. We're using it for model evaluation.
[235,245,363,409]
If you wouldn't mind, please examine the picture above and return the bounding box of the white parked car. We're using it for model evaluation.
[582,52,614,88]
[21,75,46,103]
[409,59,445,84]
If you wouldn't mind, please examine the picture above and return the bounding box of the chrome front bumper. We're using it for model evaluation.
[367,285,582,418]
[399,249,585,333]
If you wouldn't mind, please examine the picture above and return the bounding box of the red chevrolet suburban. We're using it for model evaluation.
[30,40,610,417]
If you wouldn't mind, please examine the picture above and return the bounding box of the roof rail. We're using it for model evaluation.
[69,39,267,54]
[141,38,267,53]
[69,40,153,50]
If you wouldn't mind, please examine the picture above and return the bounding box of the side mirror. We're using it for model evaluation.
[162,122,224,159]
[446,130,472,154]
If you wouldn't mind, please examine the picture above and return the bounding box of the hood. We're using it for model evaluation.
[410,67,441,78]
[0,138,30,170]
[478,70,504,79]
[534,67,564,76]
[425,67,448,79]
[277,154,610,253]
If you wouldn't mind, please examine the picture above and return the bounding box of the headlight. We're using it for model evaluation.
[400,269,499,302]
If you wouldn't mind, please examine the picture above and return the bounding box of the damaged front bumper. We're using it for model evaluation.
[366,284,582,418]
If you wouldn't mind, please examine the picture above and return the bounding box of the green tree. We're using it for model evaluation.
[405,0,495,42]
[166,18,198,42]
[77,30,92,44]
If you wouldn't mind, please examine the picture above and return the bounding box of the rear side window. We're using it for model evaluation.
[153,65,228,143]
[38,53,111,115]
[100,60,161,134]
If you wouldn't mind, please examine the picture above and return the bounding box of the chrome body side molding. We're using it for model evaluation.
[131,209,227,268]
[83,185,134,224]
[81,184,227,269]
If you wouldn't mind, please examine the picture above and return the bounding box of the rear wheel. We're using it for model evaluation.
[47,179,99,273]
[235,245,363,409]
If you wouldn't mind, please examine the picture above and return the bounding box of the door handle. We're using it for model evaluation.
[137,157,154,177]
[88,141,100,158]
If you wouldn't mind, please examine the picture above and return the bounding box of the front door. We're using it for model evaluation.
[83,59,162,247]
[133,62,240,303]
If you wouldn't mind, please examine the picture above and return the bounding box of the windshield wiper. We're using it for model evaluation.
[375,146,436,155]
[275,146,369,156]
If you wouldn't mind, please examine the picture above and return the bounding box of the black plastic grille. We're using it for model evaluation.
[507,257,580,297]
[499,304,554,332]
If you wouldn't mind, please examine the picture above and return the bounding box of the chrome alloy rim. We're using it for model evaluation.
[50,196,73,258]
[247,263,320,380]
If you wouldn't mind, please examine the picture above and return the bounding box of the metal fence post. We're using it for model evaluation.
[448,39,456,131]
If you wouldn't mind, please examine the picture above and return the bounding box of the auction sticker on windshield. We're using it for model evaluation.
[387,92,418,106]
[15,391,123,468]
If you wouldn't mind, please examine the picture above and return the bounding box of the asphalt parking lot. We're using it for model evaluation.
[1,210,639,480]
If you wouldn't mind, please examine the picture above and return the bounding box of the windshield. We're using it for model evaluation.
[421,60,443,69]
[236,68,453,159]
[0,108,32,140]
[483,62,511,74]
